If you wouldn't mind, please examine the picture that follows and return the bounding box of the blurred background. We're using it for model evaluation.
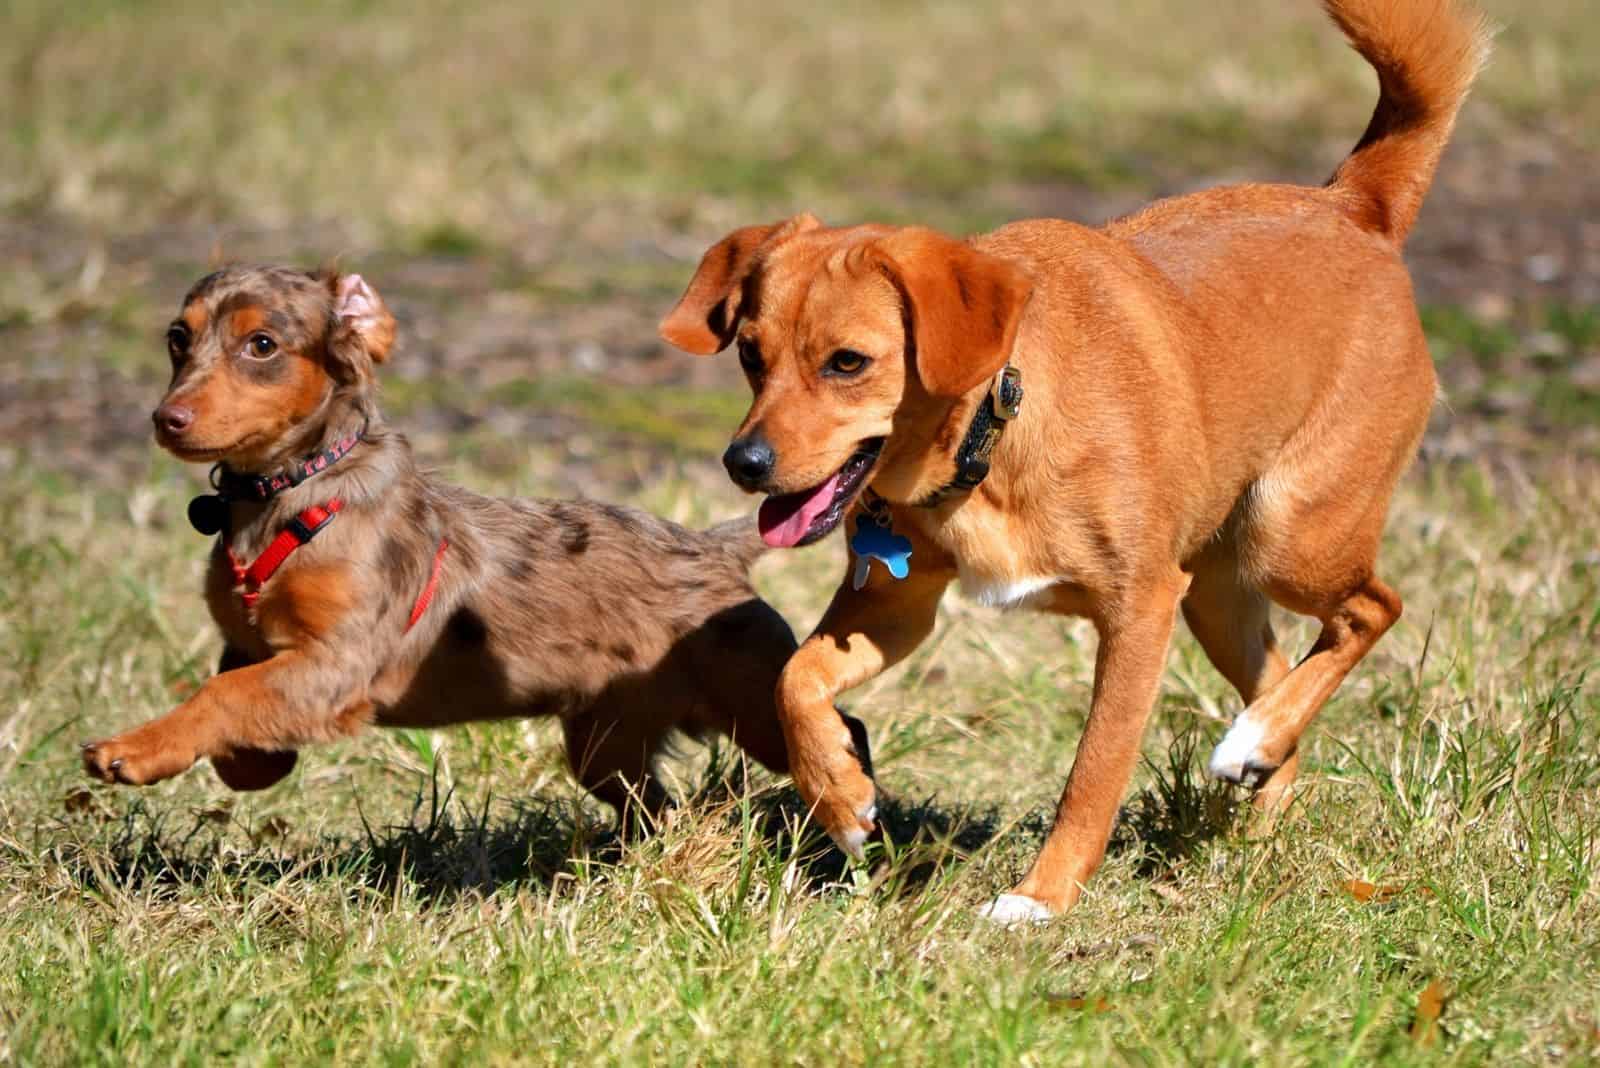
[3,0,1596,490]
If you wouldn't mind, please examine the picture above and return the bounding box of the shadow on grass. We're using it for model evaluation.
[1110,726,1241,878]
[55,729,1238,904]
[54,762,1019,905]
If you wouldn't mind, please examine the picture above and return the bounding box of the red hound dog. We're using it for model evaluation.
[660,0,1488,919]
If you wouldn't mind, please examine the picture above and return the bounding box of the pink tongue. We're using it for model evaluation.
[757,473,842,548]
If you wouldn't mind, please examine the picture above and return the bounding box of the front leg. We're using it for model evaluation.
[208,646,300,791]
[81,647,370,787]
[779,541,952,859]
[983,573,1186,922]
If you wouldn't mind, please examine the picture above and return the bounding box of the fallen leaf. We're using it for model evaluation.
[1044,993,1112,1013]
[62,788,97,815]
[1152,883,1185,906]
[1342,879,1404,903]
[1411,979,1447,1046]
[254,815,292,840]
[197,800,234,825]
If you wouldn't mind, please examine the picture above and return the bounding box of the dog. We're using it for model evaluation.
[81,265,872,823]
[658,0,1489,919]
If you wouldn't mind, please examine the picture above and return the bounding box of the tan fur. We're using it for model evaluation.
[661,0,1488,912]
[84,266,860,826]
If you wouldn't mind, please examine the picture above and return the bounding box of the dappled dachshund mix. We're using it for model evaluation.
[661,0,1489,920]
[81,266,871,820]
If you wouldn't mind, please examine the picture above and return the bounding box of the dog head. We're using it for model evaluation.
[153,266,395,469]
[660,217,1031,546]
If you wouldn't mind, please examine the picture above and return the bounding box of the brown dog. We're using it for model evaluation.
[82,265,872,822]
[660,0,1488,919]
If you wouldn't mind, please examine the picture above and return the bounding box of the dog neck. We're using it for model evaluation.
[915,365,1023,506]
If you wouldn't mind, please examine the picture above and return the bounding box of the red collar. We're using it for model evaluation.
[225,498,448,634]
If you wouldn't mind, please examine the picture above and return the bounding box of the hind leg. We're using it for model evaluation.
[562,705,671,832]
[689,597,876,780]
[1181,551,1294,810]
[1208,479,1406,797]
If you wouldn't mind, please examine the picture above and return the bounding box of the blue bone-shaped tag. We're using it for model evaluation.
[850,513,913,590]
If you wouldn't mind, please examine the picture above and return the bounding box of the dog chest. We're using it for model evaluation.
[956,567,1060,610]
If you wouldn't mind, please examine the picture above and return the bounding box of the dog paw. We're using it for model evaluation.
[1207,714,1279,784]
[833,799,878,862]
[80,736,195,786]
[798,757,877,861]
[978,893,1056,927]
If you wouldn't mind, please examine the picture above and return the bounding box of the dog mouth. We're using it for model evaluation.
[157,435,234,462]
[756,438,884,549]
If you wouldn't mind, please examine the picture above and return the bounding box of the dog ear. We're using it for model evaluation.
[870,228,1032,398]
[659,213,822,354]
[327,273,396,380]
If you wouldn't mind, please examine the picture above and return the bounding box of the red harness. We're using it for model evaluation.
[226,498,448,633]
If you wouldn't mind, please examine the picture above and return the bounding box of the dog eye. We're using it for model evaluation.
[736,338,762,374]
[166,324,190,359]
[825,349,870,376]
[245,333,278,359]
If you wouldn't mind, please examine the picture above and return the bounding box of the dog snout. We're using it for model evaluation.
[153,403,195,437]
[723,435,776,490]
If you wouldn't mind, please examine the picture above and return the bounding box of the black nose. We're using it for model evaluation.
[153,404,194,436]
[723,436,776,490]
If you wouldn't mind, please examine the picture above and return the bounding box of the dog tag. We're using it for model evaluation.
[187,493,229,536]
[849,512,913,590]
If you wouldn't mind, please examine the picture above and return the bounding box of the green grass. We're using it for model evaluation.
[3,0,1597,241]
[2,445,1597,1064]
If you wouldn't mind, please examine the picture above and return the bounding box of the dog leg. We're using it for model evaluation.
[777,563,951,860]
[1180,558,1293,811]
[81,651,367,786]
[205,645,301,791]
[562,708,671,834]
[985,574,1185,921]
[1208,575,1401,790]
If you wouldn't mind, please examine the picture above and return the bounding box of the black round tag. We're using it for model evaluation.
[187,494,229,536]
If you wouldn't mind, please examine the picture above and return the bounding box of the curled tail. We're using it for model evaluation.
[1323,0,1492,244]
[704,515,770,571]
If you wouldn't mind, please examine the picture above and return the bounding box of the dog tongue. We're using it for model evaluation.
[757,473,841,548]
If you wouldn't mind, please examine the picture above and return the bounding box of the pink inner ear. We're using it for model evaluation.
[334,274,379,322]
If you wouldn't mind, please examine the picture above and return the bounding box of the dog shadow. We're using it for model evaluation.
[1108,727,1242,878]
[60,767,1020,905]
[60,729,1236,904]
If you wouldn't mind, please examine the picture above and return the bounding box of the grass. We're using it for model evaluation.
[4,0,1598,242]
[4,0,1599,1062]
[1,443,1597,1064]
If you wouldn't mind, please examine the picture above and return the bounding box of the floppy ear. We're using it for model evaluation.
[659,213,822,354]
[327,273,396,380]
[870,228,1032,398]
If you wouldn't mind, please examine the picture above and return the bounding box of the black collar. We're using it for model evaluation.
[187,425,367,535]
[917,365,1023,506]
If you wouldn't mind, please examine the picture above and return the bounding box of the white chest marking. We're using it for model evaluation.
[957,570,1058,610]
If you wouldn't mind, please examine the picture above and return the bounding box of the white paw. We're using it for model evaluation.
[978,893,1055,927]
[831,801,877,862]
[1208,714,1265,782]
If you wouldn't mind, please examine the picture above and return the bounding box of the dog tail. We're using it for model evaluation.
[704,515,771,570]
[1322,0,1491,245]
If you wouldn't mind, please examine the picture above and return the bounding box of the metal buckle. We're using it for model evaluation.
[990,365,1023,421]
